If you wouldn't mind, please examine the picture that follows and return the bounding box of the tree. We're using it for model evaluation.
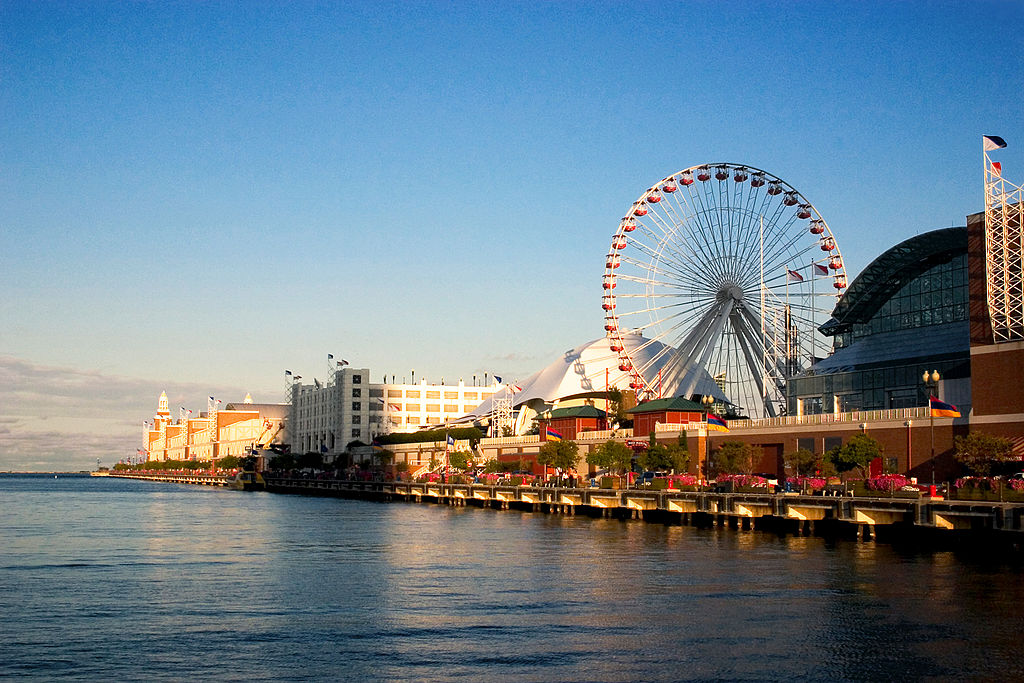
[373,448,394,468]
[606,388,634,428]
[711,441,757,475]
[825,433,882,478]
[954,432,1014,476]
[587,439,633,475]
[784,448,819,477]
[296,451,324,471]
[448,450,472,471]
[218,455,241,470]
[537,440,580,473]
[269,452,295,471]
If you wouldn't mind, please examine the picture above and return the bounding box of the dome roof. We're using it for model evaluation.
[467,333,727,417]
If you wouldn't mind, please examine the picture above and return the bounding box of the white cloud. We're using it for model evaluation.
[0,355,250,471]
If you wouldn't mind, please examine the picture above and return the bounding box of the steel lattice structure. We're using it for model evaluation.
[984,142,1024,343]
[603,163,846,419]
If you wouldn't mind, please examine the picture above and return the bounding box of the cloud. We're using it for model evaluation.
[0,355,250,471]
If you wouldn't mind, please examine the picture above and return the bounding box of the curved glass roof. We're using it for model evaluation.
[820,227,967,335]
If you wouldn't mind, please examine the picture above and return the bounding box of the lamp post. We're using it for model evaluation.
[923,370,940,484]
[701,395,714,484]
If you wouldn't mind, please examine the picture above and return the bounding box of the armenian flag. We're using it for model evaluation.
[707,413,730,432]
[929,397,961,418]
[546,428,564,441]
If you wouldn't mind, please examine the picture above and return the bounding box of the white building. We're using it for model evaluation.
[288,367,502,456]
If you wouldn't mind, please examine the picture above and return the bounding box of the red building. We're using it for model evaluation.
[627,397,705,438]
[538,405,608,442]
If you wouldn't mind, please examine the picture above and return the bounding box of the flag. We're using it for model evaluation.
[494,375,502,384]
[328,354,333,360]
[787,269,804,282]
[285,370,292,376]
[314,378,322,389]
[814,263,829,276]
[372,440,385,452]
[293,375,302,380]
[707,413,730,432]
[511,384,523,393]
[446,434,455,451]
[930,396,961,418]
[340,359,349,366]
[389,403,401,411]
[983,135,1007,151]
[320,444,328,453]
[992,161,1002,176]
[377,397,385,404]
[546,428,563,441]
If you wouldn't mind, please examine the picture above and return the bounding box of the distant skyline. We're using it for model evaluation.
[2,1,1022,469]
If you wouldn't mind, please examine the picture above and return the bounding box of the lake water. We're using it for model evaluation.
[2,473,1024,681]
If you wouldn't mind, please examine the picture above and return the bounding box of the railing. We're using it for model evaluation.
[729,406,931,429]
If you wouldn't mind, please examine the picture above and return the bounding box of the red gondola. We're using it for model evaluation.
[783,192,799,206]
[621,218,636,232]
[603,281,616,290]
[696,167,711,182]
[833,276,847,290]
[633,204,648,216]
[767,183,783,195]
[647,191,662,203]
[809,220,825,235]
[796,204,811,219]
[614,239,627,250]
[603,302,616,311]
[662,181,677,193]
[619,364,629,372]
[715,166,729,181]
[605,323,616,331]
[609,343,623,352]
[820,237,835,251]
[733,168,748,182]
[680,170,694,186]
[750,173,766,187]
[829,256,843,270]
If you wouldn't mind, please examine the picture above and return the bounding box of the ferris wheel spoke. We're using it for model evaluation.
[641,204,729,283]
[624,232,715,287]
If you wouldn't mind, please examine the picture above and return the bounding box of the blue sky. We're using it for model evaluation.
[2,1,1022,469]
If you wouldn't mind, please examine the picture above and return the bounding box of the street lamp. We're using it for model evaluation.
[923,370,940,483]
[701,395,714,484]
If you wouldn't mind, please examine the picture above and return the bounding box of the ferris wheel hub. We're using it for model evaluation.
[716,284,744,304]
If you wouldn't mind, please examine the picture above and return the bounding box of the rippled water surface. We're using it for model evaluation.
[3,473,1024,681]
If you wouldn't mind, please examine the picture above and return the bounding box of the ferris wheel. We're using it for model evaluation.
[603,163,847,419]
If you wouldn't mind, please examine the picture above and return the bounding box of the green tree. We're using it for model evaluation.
[269,452,295,471]
[218,455,241,469]
[587,439,633,475]
[537,440,580,472]
[784,448,819,477]
[826,433,882,477]
[373,448,394,468]
[954,431,1014,476]
[448,450,472,471]
[712,442,757,475]
[296,451,324,471]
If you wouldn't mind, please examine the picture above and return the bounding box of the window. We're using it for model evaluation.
[369,403,382,412]
[427,417,442,425]
[351,428,361,437]
[352,388,361,397]
[444,391,459,399]
[387,390,402,398]
[444,405,459,413]
[352,402,361,412]
[824,436,842,452]
[426,404,440,412]
[482,393,493,399]
[797,438,814,454]
[426,391,440,399]
[353,375,361,384]
[800,396,823,415]
[407,417,421,425]
[369,388,383,398]
[464,392,478,401]
[405,404,421,412]
[406,390,421,398]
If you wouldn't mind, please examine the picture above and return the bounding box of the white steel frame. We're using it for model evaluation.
[984,146,1024,343]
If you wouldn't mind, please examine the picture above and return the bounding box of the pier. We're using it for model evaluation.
[261,477,1024,541]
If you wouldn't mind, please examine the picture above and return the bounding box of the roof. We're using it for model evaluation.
[627,396,705,414]
[544,405,607,419]
[810,320,969,373]
[467,334,728,417]
[821,227,967,336]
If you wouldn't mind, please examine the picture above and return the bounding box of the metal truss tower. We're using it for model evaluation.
[984,138,1024,342]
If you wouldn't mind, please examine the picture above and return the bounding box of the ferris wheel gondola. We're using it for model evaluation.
[602,163,847,418]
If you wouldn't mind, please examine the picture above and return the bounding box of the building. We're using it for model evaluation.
[144,392,287,462]
[287,368,502,458]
